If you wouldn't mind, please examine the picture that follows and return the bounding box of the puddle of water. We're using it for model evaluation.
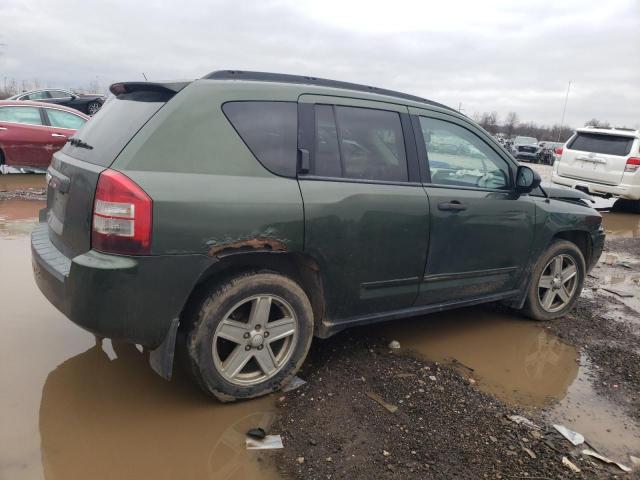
[371,308,580,407]
[0,173,46,192]
[371,306,640,461]
[0,198,45,237]
[0,235,281,480]
[547,356,640,461]
[601,212,640,239]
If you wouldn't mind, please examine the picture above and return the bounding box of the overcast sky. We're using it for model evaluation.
[1,0,638,128]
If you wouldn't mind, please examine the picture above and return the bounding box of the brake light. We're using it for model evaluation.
[92,170,152,255]
[555,147,563,156]
[625,157,640,173]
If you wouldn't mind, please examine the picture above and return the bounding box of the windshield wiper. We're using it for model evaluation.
[68,137,94,150]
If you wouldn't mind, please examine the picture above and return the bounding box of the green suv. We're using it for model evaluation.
[32,71,605,401]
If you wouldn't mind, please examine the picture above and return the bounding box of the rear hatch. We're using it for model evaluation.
[46,83,187,258]
[557,130,637,185]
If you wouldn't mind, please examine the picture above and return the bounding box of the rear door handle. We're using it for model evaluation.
[0,126,7,131]
[438,201,467,212]
[51,133,67,138]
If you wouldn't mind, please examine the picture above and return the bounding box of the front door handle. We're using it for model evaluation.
[51,133,67,138]
[0,126,7,131]
[438,201,467,212]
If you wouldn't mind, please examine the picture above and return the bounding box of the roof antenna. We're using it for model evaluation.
[142,72,148,81]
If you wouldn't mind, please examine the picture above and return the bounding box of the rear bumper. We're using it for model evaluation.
[31,222,208,348]
[551,173,640,200]
[515,151,539,160]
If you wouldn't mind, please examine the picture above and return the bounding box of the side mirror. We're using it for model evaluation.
[515,165,541,194]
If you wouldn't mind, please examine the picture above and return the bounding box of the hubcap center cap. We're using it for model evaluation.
[250,333,264,347]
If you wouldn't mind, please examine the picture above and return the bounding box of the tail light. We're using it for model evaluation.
[624,157,640,173]
[555,147,563,156]
[92,169,152,255]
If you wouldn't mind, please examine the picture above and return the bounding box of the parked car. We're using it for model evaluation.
[8,88,105,115]
[32,71,605,401]
[552,126,640,212]
[511,136,540,162]
[0,100,88,172]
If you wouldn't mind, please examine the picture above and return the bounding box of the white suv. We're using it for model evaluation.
[551,126,640,211]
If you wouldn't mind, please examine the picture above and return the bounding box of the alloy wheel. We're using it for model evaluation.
[87,102,100,115]
[212,294,298,386]
[537,254,578,313]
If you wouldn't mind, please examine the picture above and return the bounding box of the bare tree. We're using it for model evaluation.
[504,112,519,138]
[479,111,499,134]
[584,118,611,128]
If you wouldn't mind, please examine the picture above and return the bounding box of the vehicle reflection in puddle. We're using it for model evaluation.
[0,232,280,480]
[601,212,640,238]
[371,308,579,407]
[0,198,45,237]
[39,342,278,480]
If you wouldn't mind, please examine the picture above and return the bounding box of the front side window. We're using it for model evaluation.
[223,101,298,177]
[46,108,86,130]
[0,106,43,125]
[313,105,408,182]
[419,117,510,189]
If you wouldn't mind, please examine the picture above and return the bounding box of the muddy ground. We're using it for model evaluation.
[1,171,640,480]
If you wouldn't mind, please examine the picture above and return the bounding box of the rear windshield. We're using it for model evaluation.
[568,132,634,156]
[61,91,168,166]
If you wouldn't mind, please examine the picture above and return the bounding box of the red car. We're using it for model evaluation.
[0,100,89,171]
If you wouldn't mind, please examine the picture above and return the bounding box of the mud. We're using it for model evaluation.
[0,174,46,200]
[372,309,580,407]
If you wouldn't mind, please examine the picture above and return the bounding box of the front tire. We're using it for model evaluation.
[522,240,585,321]
[184,272,314,401]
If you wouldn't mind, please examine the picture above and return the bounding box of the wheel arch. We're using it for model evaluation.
[550,230,591,268]
[179,252,326,337]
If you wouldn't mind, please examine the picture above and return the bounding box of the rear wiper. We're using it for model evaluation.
[68,137,94,150]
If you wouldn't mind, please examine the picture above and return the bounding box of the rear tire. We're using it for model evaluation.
[184,272,314,402]
[612,198,640,214]
[522,240,585,321]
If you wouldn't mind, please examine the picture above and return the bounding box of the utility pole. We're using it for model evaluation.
[557,81,571,142]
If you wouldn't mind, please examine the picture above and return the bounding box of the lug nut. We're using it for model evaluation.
[245,345,251,351]
[255,325,261,331]
[243,332,250,339]
[264,331,270,338]
[257,345,264,350]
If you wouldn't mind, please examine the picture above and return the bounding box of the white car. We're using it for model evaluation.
[551,126,640,212]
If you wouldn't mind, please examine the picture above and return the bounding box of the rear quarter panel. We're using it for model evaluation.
[114,81,304,256]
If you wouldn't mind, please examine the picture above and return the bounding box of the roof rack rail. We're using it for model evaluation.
[203,70,456,113]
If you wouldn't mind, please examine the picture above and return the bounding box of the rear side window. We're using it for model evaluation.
[568,133,634,156]
[0,106,43,125]
[223,101,298,177]
[62,92,168,166]
[312,105,408,182]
